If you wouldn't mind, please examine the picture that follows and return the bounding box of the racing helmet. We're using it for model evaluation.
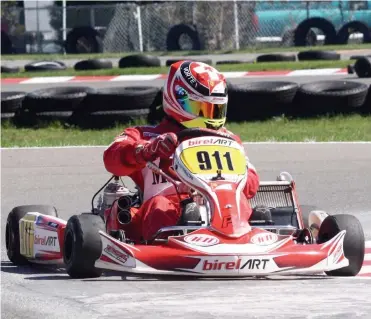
[162,60,228,130]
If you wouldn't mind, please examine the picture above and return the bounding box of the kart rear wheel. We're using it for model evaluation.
[63,213,105,278]
[318,214,365,276]
[6,205,58,265]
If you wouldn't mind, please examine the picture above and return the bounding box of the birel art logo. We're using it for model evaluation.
[184,234,220,247]
[104,245,128,264]
[34,235,57,246]
[202,258,270,271]
[250,233,278,246]
[188,138,232,147]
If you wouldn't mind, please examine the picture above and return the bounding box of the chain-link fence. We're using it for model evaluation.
[1,1,369,54]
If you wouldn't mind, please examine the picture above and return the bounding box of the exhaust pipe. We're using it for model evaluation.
[117,209,132,225]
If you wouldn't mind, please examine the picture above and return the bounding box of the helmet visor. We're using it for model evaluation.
[178,98,227,120]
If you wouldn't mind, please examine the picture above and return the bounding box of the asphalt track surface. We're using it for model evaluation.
[1,73,371,92]
[2,144,371,319]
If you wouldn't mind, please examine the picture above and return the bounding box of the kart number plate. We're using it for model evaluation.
[180,145,246,175]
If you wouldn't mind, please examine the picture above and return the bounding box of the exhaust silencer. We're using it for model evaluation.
[118,195,132,210]
[117,209,132,225]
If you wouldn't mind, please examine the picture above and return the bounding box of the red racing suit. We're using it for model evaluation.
[103,118,260,243]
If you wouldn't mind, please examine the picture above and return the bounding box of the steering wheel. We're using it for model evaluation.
[176,128,236,143]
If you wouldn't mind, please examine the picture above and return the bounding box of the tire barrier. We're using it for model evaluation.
[69,86,161,129]
[166,24,202,51]
[227,81,299,121]
[74,59,113,71]
[294,81,369,116]
[15,87,96,127]
[1,91,26,120]
[2,81,370,128]
[24,61,67,72]
[215,60,247,65]
[256,54,296,63]
[293,18,338,46]
[336,21,371,45]
[354,57,371,78]
[118,55,161,68]
[297,50,341,61]
[65,27,103,54]
[165,58,213,67]
[1,66,20,74]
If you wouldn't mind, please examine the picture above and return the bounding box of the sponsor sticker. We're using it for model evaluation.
[34,228,60,252]
[184,234,220,247]
[251,232,278,246]
[104,244,128,264]
[202,258,270,271]
[34,235,57,246]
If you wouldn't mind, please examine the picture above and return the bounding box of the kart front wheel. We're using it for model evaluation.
[6,205,58,265]
[318,214,365,276]
[63,213,105,279]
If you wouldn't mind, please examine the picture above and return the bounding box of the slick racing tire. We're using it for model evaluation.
[1,91,26,113]
[6,205,58,266]
[318,214,365,276]
[63,214,105,278]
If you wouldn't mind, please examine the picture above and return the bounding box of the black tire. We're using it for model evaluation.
[80,86,161,112]
[14,110,73,128]
[1,31,13,54]
[294,18,338,46]
[350,55,371,60]
[147,88,164,125]
[282,29,317,47]
[1,112,15,120]
[336,21,371,45]
[354,57,371,78]
[317,214,365,276]
[65,27,103,54]
[297,50,341,61]
[216,60,247,65]
[6,205,58,266]
[295,80,369,115]
[74,59,113,71]
[69,109,150,129]
[23,86,96,112]
[63,214,105,278]
[227,81,299,121]
[256,54,296,62]
[1,65,20,73]
[361,85,371,114]
[1,91,26,113]
[24,61,67,72]
[165,58,213,67]
[166,24,201,51]
[118,54,161,68]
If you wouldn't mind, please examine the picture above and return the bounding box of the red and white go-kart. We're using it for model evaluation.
[5,128,365,278]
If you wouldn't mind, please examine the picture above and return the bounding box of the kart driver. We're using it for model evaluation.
[103,60,260,243]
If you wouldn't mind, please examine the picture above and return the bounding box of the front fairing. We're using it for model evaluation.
[173,136,251,237]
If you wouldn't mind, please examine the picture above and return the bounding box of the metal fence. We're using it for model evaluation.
[1,1,369,54]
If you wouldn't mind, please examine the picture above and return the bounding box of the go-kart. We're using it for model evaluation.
[5,128,365,278]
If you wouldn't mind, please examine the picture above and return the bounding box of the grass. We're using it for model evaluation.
[2,114,370,148]
[1,43,370,61]
[0,60,352,78]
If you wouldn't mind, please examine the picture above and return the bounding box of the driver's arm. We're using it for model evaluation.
[103,128,177,177]
[103,127,146,177]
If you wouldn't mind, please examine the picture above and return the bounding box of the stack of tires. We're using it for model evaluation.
[2,86,162,129]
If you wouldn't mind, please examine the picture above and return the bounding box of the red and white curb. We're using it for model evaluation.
[1,68,348,84]
[359,240,371,277]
